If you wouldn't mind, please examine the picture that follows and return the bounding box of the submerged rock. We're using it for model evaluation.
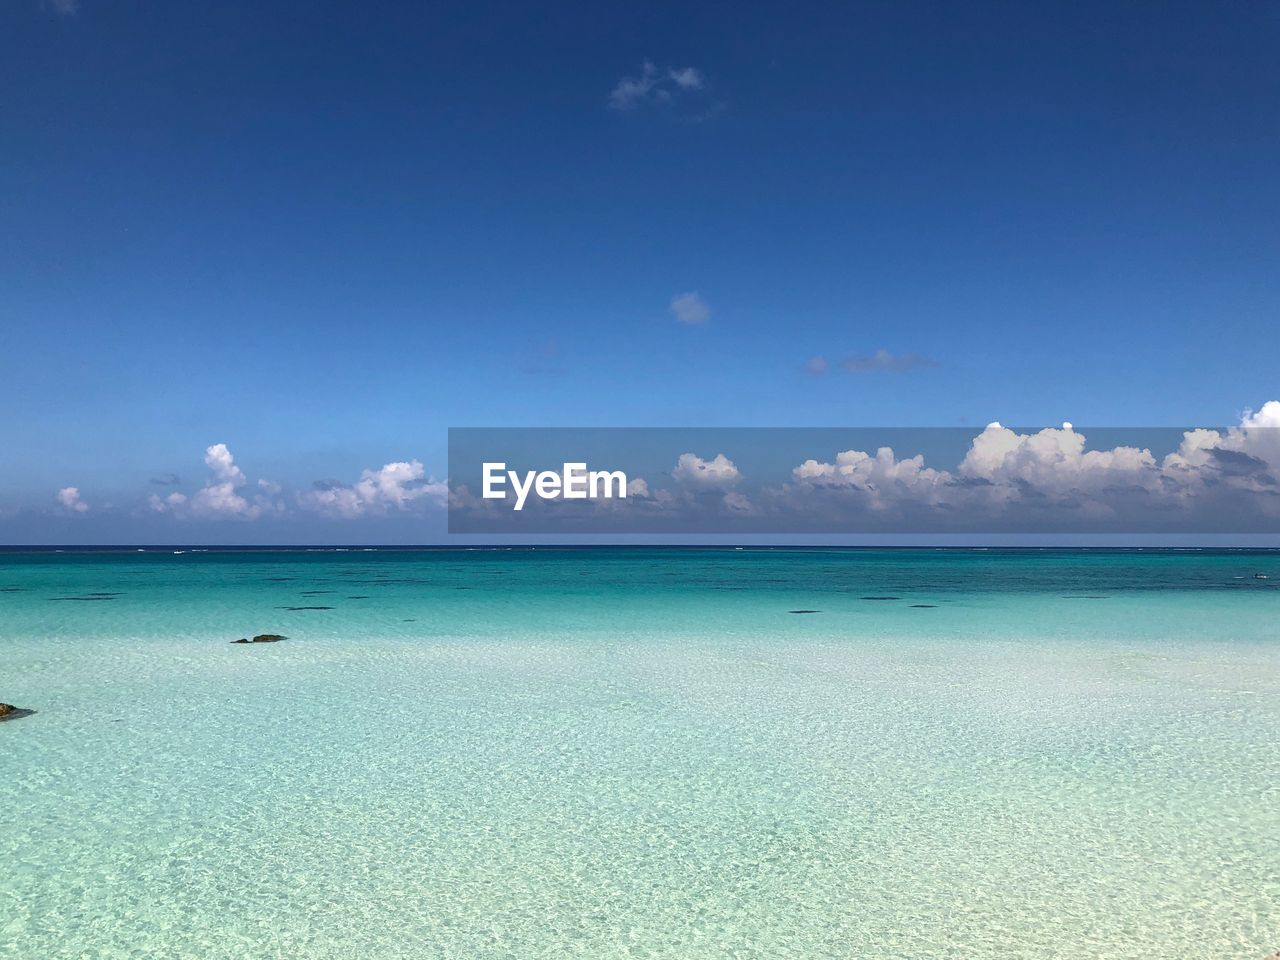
[231,633,288,644]
[0,702,34,721]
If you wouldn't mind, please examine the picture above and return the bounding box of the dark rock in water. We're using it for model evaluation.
[860,596,900,601]
[346,595,370,599]
[910,604,937,608]
[281,605,333,611]
[0,702,34,721]
[788,609,821,614]
[231,633,288,644]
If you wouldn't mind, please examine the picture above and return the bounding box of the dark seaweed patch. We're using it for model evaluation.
[910,604,937,609]
[0,587,27,592]
[346,595,370,599]
[788,609,821,614]
[279,605,335,611]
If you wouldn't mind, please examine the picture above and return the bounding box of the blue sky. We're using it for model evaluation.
[3,1,1279,542]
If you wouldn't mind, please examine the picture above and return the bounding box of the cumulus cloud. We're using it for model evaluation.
[839,350,939,374]
[958,422,1158,498]
[781,405,1280,529]
[672,452,741,490]
[609,61,706,111]
[671,291,710,325]
[144,444,283,520]
[189,443,261,519]
[792,447,953,513]
[136,444,445,523]
[303,460,447,518]
[56,487,88,513]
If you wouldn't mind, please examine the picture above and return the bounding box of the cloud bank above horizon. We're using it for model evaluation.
[29,400,1280,536]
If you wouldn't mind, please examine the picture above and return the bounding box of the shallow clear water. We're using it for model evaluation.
[2,548,1279,958]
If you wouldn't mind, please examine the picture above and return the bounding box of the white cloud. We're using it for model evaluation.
[672,452,741,490]
[671,291,710,325]
[958,422,1158,497]
[56,486,88,513]
[303,460,447,518]
[136,445,443,522]
[780,403,1280,527]
[792,447,952,512]
[148,492,188,514]
[190,443,260,519]
[142,443,279,520]
[609,62,708,111]
[668,67,704,90]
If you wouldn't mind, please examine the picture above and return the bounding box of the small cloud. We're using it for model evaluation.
[671,291,710,325]
[148,492,187,514]
[56,486,88,513]
[839,350,939,374]
[303,460,447,518]
[46,0,78,15]
[672,452,741,490]
[609,61,710,112]
[803,356,829,377]
[668,67,704,90]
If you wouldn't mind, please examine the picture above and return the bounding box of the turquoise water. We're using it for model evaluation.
[2,548,1278,959]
